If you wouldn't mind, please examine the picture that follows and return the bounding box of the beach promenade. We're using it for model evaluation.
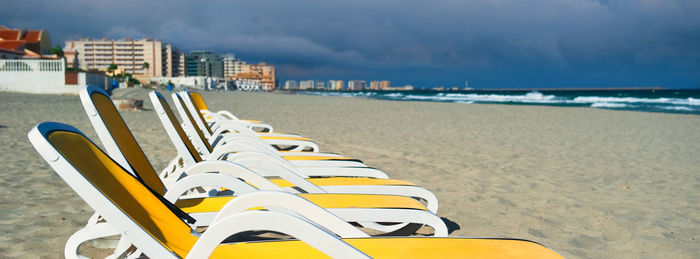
[0,89,698,258]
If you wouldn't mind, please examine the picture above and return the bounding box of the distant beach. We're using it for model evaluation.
[1,89,698,258]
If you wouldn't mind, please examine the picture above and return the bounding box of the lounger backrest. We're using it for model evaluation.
[188,91,209,113]
[173,92,214,153]
[29,123,197,257]
[80,86,166,195]
[184,91,215,135]
[149,91,204,164]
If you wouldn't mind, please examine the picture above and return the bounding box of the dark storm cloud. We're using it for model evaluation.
[2,0,699,88]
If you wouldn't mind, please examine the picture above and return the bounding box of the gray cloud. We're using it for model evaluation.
[2,0,698,88]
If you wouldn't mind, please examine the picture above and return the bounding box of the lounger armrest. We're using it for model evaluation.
[187,211,369,259]
[163,173,258,202]
[225,155,324,193]
[182,160,284,191]
[320,185,439,213]
[210,120,257,138]
[261,139,319,152]
[215,110,238,120]
[328,208,449,237]
[223,151,304,174]
[297,167,390,179]
[211,134,278,154]
[212,191,369,238]
[208,140,281,161]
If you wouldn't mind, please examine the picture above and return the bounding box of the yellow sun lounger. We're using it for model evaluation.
[156,90,392,177]
[79,86,443,229]
[30,122,449,257]
[80,86,439,215]
[173,91,372,168]
[177,91,320,152]
[188,90,273,132]
[29,122,562,259]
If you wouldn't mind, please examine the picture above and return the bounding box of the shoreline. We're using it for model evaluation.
[1,90,698,257]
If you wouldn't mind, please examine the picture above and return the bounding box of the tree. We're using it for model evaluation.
[50,45,64,58]
[107,63,118,76]
[142,62,149,70]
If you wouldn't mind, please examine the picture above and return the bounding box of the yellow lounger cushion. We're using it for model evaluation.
[281,155,357,161]
[269,177,415,188]
[241,119,263,123]
[210,237,563,258]
[175,194,428,214]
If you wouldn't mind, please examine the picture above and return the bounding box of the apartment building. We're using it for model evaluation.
[327,80,344,90]
[299,80,314,90]
[222,54,238,77]
[369,80,380,90]
[284,80,298,89]
[233,62,276,91]
[64,38,183,77]
[314,81,326,89]
[163,44,185,77]
[186,50,224,78]
[380,80,391,89]
[347,80,366,90]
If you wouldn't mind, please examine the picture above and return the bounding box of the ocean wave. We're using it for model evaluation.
[590,102,628,108]
[571,96,697,106]
[298,90,699,114]
[658,106,694,111]
[400,91,561,103]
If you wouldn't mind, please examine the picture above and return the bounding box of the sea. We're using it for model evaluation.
[298,89,700,115]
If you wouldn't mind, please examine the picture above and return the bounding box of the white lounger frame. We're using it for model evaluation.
[28,122,373,258]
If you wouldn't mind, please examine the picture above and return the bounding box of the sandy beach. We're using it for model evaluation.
[1,89,698,258]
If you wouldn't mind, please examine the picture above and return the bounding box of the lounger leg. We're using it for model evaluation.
[64,222,119,259]
[105,236,137,259]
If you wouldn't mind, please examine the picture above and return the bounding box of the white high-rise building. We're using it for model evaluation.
[222,54,238,77]
[347,80,366,90]
[64,38,182,77]
[284,80,298,89]
[328,80,344,90]
[314,81,326,89]
[299,80,314,90]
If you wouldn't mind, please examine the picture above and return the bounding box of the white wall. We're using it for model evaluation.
[79,72,110,89]
[0,59,78,94]
[151,76,209,89]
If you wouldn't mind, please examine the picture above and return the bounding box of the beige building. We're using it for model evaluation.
[233,62,276,90]
[380,80,391,89]
[328,80,345,90]
[369,80,380,90]
[64,38,183,77]
[63,49,78,69]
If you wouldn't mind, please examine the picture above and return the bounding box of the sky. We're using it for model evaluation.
[2,0,699,89]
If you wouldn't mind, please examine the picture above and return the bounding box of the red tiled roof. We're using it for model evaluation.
[0,30,21,40]
[0,27,52,58]
[0,41,26,50]
[24,30,42,42]
[0,46,24,55]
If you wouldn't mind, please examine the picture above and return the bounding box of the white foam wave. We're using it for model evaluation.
[383,93,405,98]
[590,102,628,108]
[659,106,694,111]
[572,96,697,106]
[399,91,561,103]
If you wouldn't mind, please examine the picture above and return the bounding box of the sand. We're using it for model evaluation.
[0,88,698,258]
